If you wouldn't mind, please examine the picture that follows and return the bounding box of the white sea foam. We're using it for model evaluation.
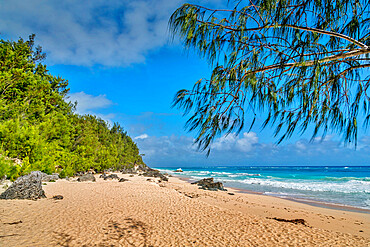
[322,177,370,182]
[181,171,232,176]
[228,175,239,178]
[228,173,261,177]
[264,191,305,197]
[222,178,370,194]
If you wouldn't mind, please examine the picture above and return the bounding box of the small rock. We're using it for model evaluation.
[52,195,63,200]
[77,174,96,182]
[228,192,235,195]
[106,174,119,180]
[119,178,128,182]
[100,173,119,180]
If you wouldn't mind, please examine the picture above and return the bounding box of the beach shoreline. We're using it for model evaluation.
[160,166,370,212]
[173,173,370,214]
[1,173,369,246]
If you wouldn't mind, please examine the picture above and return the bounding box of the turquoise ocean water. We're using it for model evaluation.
[157,166,370,211]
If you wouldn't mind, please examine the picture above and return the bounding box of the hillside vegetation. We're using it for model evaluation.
[0,35,144,180]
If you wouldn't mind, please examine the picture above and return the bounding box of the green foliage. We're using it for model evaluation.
[0,150,21,181]
[170,0,370,153]
[0,35,145,180]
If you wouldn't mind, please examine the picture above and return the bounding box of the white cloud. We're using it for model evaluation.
[134,132,370,167]
[0,0,182,66]
[67,91,113,114]
[134,132,261,166]
[134,134,200,162]
[236,132,259,152]
[212,132,258,152]
[134,134,149,140]
[0,0,226,67]
[66,92,115,127]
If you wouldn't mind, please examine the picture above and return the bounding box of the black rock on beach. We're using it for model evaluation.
[191,178,227,191]
[142,168,169,182]
[0,171,46,200]
[77,174,96,182]
[100,173,120,180]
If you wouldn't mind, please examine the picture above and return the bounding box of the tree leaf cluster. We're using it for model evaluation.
[0,35,144,180]
[170,0,370,153]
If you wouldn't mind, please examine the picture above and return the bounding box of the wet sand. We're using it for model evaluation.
[0,174,369,246]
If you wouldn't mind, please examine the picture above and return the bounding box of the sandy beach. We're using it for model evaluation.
[0,173,369,246]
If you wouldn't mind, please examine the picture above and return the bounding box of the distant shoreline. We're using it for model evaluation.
[159,166,370,214]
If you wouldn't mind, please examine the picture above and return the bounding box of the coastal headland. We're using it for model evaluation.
[1,173,369,246]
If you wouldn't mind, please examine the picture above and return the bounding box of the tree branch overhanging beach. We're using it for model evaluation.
[169,0,370,154]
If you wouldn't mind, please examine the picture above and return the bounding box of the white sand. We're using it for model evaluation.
[0,174,369,246]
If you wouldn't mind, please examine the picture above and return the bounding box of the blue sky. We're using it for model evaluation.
[1,0,369,167]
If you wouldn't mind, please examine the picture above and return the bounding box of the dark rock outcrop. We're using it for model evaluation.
[121,168,137,174]
[191,178,227,191]
[0,171,46,200]
[108,174,119,180]
[142,168,168,182]
[121,164,150,174]
[119,178,128,182]
[121,165,150,174]
[137,164,150,172]
[77,174,96,182]
[100,173,119,180]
